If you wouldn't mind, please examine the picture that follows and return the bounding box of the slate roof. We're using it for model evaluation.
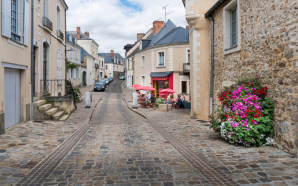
[81,48,94,62]
[127,20,189,58]
[150,71,173,78]
[99,53,125,64]
[67,31,92,40]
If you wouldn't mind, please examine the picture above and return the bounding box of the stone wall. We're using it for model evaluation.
[211,0,298,155]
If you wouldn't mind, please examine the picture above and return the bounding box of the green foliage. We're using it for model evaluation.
[146,100,151,106]
[72,88,82,103]
[154,97,165,108]
[66,59,78,72]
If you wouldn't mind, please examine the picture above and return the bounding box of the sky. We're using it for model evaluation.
[65,0,187,57]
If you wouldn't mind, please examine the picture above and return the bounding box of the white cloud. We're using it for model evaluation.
[65,0,187,57]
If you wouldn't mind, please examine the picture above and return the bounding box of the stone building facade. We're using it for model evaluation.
[206,0,298,155]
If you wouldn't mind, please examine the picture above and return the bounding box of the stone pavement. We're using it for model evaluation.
[122,83,298,186]
[0,85,103,185]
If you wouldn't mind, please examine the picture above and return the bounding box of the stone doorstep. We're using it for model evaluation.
[33,100,46,107]
[59,115,69,121]
[53,111,65,120]
[45,107,58,116]
[38,104,52,111]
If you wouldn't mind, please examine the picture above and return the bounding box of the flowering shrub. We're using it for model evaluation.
[210,77,275,146]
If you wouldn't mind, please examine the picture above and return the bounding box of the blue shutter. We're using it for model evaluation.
[2,0,12,38]
[24,0,29,46]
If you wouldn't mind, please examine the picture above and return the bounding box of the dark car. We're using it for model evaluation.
[119,76,125,80]
[102,78,110,85]
[97,80,107,86]
[108,77,113,83]
[94,83,105,92]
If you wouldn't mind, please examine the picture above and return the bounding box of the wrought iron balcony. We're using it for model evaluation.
[95,63,99,69]
[183,63,190,72]
[11,32,21,43]
[42,16,53,31]
[57,30,64,41]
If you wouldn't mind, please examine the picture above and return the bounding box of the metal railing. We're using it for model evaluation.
[11,32,21,42]
[42,16,53,31]
[57,30,64,40]
[40,79,73,97]
[95,63,99,69]
[183,63,190,72]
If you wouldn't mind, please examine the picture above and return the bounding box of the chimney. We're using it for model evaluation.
[111,50,114,58]
[153,21,164,36]
[186,25,189,30]
[137,33,145,41]
[84,31,89,37]
[76,27,81,39]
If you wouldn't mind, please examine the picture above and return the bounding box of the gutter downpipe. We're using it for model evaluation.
[65,9,67,81]
[209,16,214,115]
[30,0,34,118]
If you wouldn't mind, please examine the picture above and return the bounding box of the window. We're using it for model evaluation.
[70,69,72,79]
[57,6,61,30]
[141,56,145,68]
[182,81,187,94]
[105,65,108,70]
[142,76,145,86]
[223,0,240,54]
[43,0,49,18]
[69,47,73,62]
[75,49,79,63]
[187,49,190,63]
[1,0,29,44]
[117,66,118,71]
[113,65,115,71]
[102,61,103,68]
[76,68,79,79]
[158,52,165,67]
[231,7,237,47]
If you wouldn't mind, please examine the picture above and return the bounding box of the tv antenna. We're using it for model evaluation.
[163,4,173,22]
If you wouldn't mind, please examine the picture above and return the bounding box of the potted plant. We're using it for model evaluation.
[146,100,151,108]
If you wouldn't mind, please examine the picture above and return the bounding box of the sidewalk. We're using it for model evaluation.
[0,86,103,185]
[121,82,298,185]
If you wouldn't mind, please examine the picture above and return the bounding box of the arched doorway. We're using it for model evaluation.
[43,43,49,94]
[82,71,86,86]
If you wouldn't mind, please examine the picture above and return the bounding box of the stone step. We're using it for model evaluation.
[34,100,46,107]
[38,104,52,111]
[53,111,64,120]
[59,115,69,121]
[45,107,58,116]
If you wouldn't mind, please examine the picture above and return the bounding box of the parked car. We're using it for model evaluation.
[102,78,110,85]
[94,83,105,92]
[119,76,125,80]
[97,80,107,87]
[107,77,113,83]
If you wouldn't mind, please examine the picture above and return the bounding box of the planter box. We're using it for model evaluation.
[159,104,168,112]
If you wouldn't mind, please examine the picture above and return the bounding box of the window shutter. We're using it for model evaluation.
[24,0,29,46]
[2,0,11,37]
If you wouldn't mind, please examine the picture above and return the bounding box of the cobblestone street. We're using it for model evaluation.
[0,81,297,186]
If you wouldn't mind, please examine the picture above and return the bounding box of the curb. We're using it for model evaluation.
[120,82,148,120]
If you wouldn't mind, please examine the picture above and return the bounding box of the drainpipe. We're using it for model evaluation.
[209,16,214,115]
[30,0,34,115]
[65,9,67,81]
[132,54,135,85]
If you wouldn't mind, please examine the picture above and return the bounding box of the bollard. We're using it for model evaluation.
[85,92,91,108]
[132,91,138,109]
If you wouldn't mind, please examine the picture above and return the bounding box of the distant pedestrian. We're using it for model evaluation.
[147,91,151,99]
[181,93,186,109]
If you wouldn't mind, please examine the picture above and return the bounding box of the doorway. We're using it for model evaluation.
[82,71,86,86]
[43,43,48,94]
[4,68,21,129]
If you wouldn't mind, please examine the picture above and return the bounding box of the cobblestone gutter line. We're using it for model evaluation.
[121,82,239,186]
[14,93,104,186]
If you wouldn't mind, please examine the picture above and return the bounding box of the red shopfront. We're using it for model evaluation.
[151,72,173,98]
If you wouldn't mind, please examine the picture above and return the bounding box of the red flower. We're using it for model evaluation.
[251,120,255,123]
[253,91,256,94]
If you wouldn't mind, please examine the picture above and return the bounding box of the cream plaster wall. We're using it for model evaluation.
[86,56,95,86]
[185,0,217,120]
[33,0,67,97]
[0,0,33,128]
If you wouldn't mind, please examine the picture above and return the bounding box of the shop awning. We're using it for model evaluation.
[150,71,173,78]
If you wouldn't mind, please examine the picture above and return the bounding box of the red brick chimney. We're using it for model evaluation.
[186,25,189,30]
[137,33,145,41]
[111,50,114,58]
[153,21,164,36]
[76,27,81,39]
[84,31,89,38]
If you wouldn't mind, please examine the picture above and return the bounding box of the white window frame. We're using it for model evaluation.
[179,75,190,94]
[56,5,61,31]
[186,48,190,63]
[223,0,241,55]
[157,50,165,67]
[141,75,145,86]
[105,65,108,70]
[141,55,145,68]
